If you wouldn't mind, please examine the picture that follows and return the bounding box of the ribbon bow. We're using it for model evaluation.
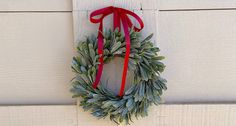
[90,6,144,96]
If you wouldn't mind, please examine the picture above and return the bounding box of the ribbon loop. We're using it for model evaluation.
[122,10,144,32]
[90,6,144,96]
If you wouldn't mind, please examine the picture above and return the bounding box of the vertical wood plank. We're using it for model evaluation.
[72,0,160,125]
[72,1,158,44]
[134,10,158,43]
[73,0,158,11]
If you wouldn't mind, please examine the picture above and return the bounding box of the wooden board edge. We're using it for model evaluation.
[0,0,72,11]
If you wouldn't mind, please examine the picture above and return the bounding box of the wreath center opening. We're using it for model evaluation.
[101,57,134,95]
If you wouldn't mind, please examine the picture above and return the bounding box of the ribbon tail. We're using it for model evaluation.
[93,23,104,89]
[119,16,131,97]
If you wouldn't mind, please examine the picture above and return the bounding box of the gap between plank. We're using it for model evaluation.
[159,8,236,12]
[0,11,72,13]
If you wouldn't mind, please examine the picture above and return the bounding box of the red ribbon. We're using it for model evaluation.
[90,6,144,96]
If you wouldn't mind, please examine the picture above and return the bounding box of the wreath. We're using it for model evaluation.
[70,6,167,124]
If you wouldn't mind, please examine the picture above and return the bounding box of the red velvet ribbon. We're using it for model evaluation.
[90,6,144,96]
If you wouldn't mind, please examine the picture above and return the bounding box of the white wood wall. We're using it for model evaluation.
[158,1,236,103]
[0,0,236,126]
[0,0,75,104]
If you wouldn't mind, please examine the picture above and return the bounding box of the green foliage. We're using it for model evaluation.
[71,29,167,124]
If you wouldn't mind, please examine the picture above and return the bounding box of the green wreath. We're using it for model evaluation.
[71,29,167,124]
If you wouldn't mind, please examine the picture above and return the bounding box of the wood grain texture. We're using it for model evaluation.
[0,105,77,126]
[0,13,75,104]
[73,10,157,45]
[73,0,157,11]
[159,0,236,10]
[0,0,72,11]
[158,10,236,103]
[72,0,158,44]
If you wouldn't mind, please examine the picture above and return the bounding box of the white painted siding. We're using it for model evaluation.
[0,0,72,11]
[0,0,75,104]
[159,0,236,10]
[1,105,236,126]
[0,105,77,126]
[0,0,236,125]
[158,2,236,103]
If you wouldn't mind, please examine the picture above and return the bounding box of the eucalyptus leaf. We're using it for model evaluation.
[141,33,153,43]
[88,43,95,60]
[139,65,148,81]
[111,41,122,53]
[126,98,134,108]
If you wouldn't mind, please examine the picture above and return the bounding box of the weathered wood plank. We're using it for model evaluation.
[159,0,236,10]
[0,13,75,104]
[158,10,236,103]
[0,105,77,126]
[0,0,72,11]
[72,11,98,45]
[73,10,157,45]
[73,0,157,10]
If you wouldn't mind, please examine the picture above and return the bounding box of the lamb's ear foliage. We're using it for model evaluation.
[71,29,167,124]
